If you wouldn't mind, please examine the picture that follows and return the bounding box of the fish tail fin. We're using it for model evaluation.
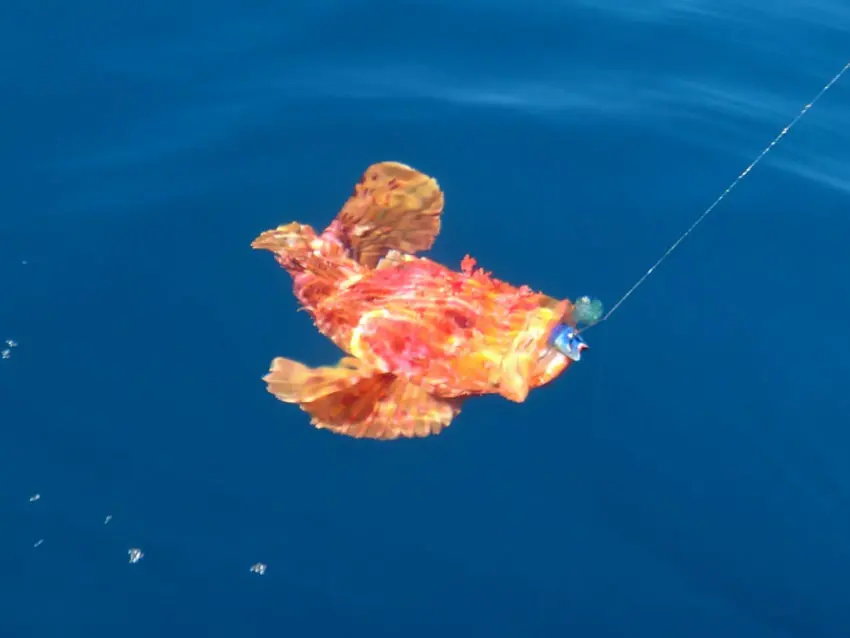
[251,222,354,307]
[262,356,461,440]
[251,222,321,270]
[327,162,445,268]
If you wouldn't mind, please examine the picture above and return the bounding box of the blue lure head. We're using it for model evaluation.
[549,324,588,362]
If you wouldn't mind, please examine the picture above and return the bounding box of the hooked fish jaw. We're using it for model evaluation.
[549,324,588,362]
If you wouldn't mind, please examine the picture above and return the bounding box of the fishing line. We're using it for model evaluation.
[585,59,850,331]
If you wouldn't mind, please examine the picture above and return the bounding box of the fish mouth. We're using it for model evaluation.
[548,323,588,362]
[557,343,588,362]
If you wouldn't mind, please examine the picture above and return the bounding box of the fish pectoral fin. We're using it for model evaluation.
[263,356,364,403]
[263,356,461,440]
[335,162,444,268]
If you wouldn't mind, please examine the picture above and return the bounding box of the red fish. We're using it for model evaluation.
[252,162,582,440]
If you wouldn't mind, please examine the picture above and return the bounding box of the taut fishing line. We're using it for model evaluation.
[583,59,850,332]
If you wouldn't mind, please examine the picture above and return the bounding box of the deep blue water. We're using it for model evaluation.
[2,2,849,636]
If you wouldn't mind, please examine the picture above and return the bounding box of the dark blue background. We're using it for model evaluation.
[1,1,849,636]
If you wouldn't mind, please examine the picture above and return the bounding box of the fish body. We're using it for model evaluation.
[252,162,580,439]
